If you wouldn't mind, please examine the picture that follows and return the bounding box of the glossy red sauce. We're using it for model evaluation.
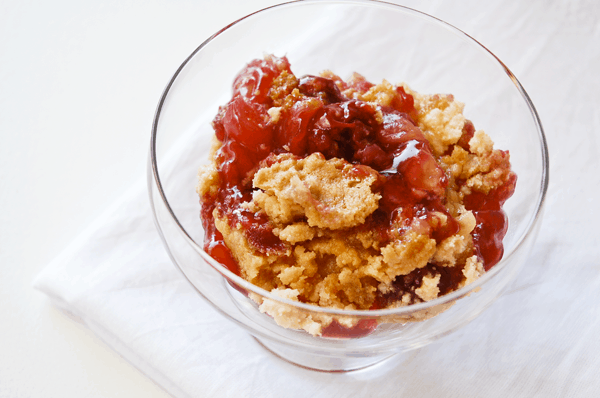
[321,318,378,338]
[463,173,517,270]
[200,56,515,335]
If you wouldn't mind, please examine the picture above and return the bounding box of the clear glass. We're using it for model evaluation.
[148,0,548,372]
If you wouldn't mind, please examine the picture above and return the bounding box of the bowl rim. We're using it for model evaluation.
[149,0,549,318]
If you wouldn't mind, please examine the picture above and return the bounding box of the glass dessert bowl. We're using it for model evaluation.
[149,0,548,372]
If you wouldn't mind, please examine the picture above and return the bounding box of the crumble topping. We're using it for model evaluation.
[252,152,381,229]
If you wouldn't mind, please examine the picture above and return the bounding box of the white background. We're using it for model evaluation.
[1,0,598,397]
[0,1,280,396]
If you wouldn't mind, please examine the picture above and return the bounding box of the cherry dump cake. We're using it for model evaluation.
[196,55,516,336]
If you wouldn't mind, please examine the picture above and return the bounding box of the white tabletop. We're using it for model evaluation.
[1,0,597,397]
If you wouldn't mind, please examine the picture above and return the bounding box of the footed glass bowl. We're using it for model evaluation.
[148,0,548,372]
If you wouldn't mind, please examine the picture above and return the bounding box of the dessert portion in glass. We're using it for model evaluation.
[149,0,548,372]
[197,54,517,338]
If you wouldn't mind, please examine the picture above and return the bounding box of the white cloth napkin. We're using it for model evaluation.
[34,1,600,397]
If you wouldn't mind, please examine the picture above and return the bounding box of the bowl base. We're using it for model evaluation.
[252,336,396,372]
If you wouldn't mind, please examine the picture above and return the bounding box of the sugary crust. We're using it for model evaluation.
[403,87,466,157]
[196,164,219,197]
[353,79,398,107]
[441,145,513,195]
[462,255,485,287]
[256,289,332,336]
[252,153,381,229]
[379,231,437,281]
[196,138,223,197]
[433,209,476,266]
[415,274,441,302]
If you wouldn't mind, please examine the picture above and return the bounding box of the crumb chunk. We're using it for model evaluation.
[379,231,437,280]
[276,222,316,244]
[253,153,381,229]
[415,274,441,302]
[469,130,494,156]
[196,164,219,197]
[411,92,466,156]
[462,256,485,286]
[356,79,396,106]
[258,289,330,336]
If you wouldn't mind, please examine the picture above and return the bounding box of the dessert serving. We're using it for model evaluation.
[196,55,516,336]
